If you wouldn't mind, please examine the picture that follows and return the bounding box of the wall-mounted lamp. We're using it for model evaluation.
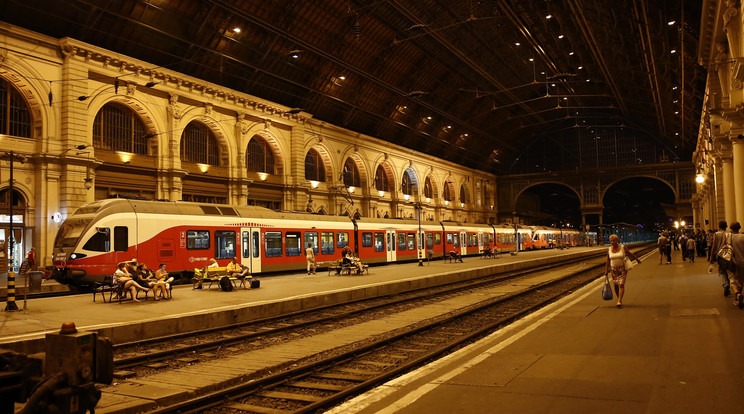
[379,190,385,197]
[310,180,319,188]
[83,168,93,190]
[426,197,431,203]
[349,186,355,193]
[461,202,465,208]
[404,194,410,201]
[695,168,705,183]
[445,200,449,206]
[198,163,209,174]
[117,151,133,163]
[258,172,268,181]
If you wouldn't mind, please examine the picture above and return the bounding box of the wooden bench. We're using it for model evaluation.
[326,259,369,275]
[480,249,501,259]
[93,275,151,303]
[193,267,250,289]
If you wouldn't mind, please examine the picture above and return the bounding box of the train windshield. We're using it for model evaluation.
[53,218,91,248]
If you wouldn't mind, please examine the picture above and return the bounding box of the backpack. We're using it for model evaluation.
[219,276,234,291]
[718,234,736,272]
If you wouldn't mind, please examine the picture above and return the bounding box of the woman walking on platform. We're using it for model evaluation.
[605,234,641,308]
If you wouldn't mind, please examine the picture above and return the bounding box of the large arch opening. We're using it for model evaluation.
[515,183,581,227]
[602,177,676,233]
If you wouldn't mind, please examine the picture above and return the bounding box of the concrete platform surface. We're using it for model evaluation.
[329,252,744,414]
[0,247,606,352]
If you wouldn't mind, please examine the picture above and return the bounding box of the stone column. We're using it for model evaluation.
[721,149,736,224]
[732,136,744,222]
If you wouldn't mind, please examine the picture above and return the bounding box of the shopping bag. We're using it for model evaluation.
[624,256,635,271]
[601,273,613,300]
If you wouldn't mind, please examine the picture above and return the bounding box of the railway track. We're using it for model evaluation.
[152,250,654,414]
[104,246,654,413]
[113,250,610,371]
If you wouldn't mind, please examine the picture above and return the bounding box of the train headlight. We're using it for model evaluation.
[69,253,87,260]
[70,253,77,259]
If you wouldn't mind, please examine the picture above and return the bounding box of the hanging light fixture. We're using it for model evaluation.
[695,167,705,183]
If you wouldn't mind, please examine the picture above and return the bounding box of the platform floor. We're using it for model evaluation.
[0,247,599,348]
[329,251,744,414]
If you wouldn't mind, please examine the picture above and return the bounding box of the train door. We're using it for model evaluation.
[418,229,424,262]
[460,231,467,254]
[241,227,262,274]
[386,230,396,262]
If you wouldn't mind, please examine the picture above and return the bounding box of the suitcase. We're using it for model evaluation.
[250,279,260,289]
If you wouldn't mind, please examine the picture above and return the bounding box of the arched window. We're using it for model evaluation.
[181,122,220,165]
[374,165,390,192]
[342,158,360,187]
[424,176,433,199]
[401,170,414,196]
[0,78,32,137]
[246,136,275,174]
[93,103,149,154]
[460,184,469,203]
[443,181,454,201]
[304,148,325,182]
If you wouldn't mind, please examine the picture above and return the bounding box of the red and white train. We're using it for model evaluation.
[51,199,587,289]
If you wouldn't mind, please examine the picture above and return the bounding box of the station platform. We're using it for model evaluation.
[329,252,744,414]
[0,247,605,353]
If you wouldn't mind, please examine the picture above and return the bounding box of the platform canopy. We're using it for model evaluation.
[0,0,704,174]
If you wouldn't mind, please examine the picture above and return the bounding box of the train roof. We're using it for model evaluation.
[76,199,354,224]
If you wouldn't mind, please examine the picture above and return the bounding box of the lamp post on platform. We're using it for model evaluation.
[415,202,424,266]
[3,151,27,312]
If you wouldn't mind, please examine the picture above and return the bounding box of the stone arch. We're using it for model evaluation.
[246,131,285,176]
[423,173,439,200]
[178,119,230,167]
[340,153,368,189]
[88,94,162,155]
[305,143,334,182]
[442,176,456,202]
[401,167,419,197]
[0,55,52,139]
[514,181,582,206]
[373,160,395,193]
[317,206,327,215]
[178,114,232,167]
[459,181,470,204]
[599,175,676,203]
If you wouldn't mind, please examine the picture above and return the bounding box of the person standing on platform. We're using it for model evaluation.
[26,247,36,271]
[680,234,688,261]
[686,236,696,263]
[709,221,730,297]
[305,243,316,275]
[605,234,641,308]
[728,222,744,308]
[658,232,670,265]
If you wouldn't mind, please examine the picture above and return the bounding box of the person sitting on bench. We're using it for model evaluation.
[350,253,365,274]
[449,247,463,262]
[227,257,250,289]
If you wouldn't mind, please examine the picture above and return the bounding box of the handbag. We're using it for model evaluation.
[717,233,736,272]
[624,256,635,271]
[601,273,613,300]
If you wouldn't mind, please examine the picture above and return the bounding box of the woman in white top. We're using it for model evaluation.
[604,234,641,308]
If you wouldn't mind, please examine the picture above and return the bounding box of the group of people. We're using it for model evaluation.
[196,257,251,289]
[115,259,173,302]
[304,243,365,274]
[709,220,744,308]
[657,229,712,265]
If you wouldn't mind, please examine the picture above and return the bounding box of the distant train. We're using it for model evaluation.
[51,199,591,289]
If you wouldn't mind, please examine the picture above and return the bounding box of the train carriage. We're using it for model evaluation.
[51,198,588,290]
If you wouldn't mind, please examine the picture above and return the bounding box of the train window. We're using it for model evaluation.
[83,228,110,252]
[446,233,453,244]
[304,231,319,255]
[387,233,392,251]
[374,233,384,252]
[453,234,460,248]
[252,232,260,258]
[265,231,282,257]
[286,232,302,256]
[187,230,210,250]
[321,232,334,255]
[215,231,236,259]
[114,226,128,252]
[242,231,250,258]
[362,232,373,248]
[426,233,434,249]
[434,233,441,245]
[336,232,349,248]
[407,233,415,250]
[397,233,406,251]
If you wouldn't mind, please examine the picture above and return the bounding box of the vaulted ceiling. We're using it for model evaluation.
[1,0,705,174]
